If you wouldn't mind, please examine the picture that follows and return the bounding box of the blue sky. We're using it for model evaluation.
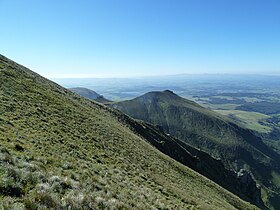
[1,0,280,78]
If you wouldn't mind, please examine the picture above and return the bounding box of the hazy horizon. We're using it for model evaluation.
[48,73,280,79]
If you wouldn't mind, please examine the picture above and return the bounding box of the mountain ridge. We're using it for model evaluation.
[112,90,280,209]
[0,55,259,209]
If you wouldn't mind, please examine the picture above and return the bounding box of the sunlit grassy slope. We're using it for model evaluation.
[0,55,259,209]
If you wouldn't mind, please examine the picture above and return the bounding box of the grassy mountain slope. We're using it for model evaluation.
[112,90,280,209]
[0,55,258,209]
[122,117,265,208]
[69,87,111,103]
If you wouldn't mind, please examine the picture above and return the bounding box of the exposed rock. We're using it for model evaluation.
[237,169,262,206]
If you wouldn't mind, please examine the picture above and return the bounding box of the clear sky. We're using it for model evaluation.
[1,0,280,78]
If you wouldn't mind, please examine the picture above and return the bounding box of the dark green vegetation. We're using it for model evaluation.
[69,87,111,103]
[112,90,280,209]
[0,55,260,209]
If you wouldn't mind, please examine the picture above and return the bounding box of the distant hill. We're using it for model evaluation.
[69,87,111,103]
[112,90,280,209]
[0,55,259,209]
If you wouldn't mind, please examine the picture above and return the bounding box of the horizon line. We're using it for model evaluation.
[49,72,280,80]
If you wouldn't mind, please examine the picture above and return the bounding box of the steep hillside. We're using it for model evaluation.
[112,90,280,209]
[122,118,264,207]
[69,87,111,103]
[0,55,259,209]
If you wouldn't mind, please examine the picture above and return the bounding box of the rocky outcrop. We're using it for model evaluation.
[237,169,262,206]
